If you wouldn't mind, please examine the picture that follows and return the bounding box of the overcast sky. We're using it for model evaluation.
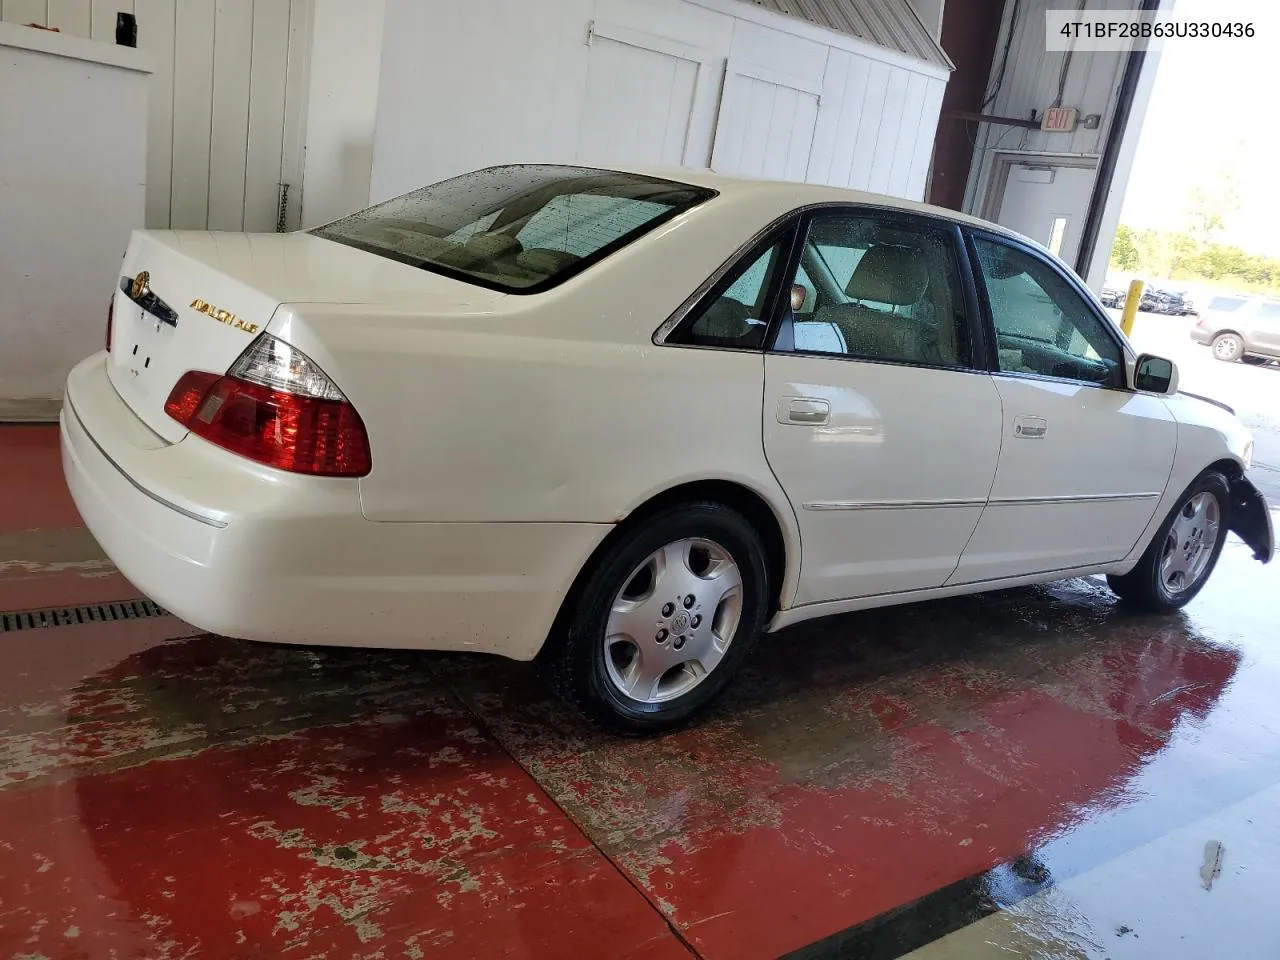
[1119,0,1280,252]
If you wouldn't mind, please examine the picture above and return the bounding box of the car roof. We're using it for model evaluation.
[611,164,1033,245]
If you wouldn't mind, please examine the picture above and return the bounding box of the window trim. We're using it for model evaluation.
[654,201,989,351]
[964,227,1135,391]
[761,205,988,374]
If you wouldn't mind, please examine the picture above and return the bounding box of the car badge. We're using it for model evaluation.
[130,271,150,300]
[190,299,260,335]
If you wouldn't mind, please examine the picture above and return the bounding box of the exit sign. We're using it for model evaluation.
[1041,107,1079,132]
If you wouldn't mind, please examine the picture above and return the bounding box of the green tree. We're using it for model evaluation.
[1111,224,1140,270]
[1184,161,1241,248]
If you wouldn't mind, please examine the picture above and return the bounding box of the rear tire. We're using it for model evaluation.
[539,501,770,735]
[1211,333,1244,362]
[1107,471,1231,612]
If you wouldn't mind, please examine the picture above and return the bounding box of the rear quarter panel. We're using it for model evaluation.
[267,194,804,594]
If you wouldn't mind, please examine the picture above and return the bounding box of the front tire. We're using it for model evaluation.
[540,501,771,734]
[1242,355,1270,366]
[1107,471,1231,612]
[1211,333,1244,362]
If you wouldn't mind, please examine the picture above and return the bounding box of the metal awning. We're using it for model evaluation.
[740,0,953,71]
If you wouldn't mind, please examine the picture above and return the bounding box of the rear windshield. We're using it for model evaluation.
[1208,296,1247,312]
[312,165,715,293]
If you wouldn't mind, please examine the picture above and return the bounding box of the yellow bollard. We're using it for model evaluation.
[1120,279,1144,336]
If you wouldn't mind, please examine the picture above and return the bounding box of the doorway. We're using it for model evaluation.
[984,155,1098,265]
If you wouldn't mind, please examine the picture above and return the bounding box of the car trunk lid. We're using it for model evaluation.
[106,230,504,443]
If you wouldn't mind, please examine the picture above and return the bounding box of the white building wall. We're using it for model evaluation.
[299,0,386,228]
[0,24,148,416]
[370,0,948,207]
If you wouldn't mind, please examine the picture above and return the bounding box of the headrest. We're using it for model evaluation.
[517,248,581,276]
[846,244,930,306]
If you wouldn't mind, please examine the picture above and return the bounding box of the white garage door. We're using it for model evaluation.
[711,61,820,182]
[578,21,712,168]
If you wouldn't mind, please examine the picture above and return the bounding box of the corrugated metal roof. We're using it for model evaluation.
[739,0,953,71]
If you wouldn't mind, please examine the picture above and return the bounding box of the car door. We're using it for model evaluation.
[1251,301,1280,356]
[762,209,1004,605]
[949,231,1178,584]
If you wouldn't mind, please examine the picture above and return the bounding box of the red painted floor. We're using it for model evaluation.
[2,423,1279,958]
[0,425,137,611]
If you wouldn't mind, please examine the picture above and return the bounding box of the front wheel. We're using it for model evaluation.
[540,501,771,734]
[1242,356,1270,366]
[1107,471,1231,612]
[1211,333,1244,362]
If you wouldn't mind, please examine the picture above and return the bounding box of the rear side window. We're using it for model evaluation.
[1258,302,1280,319]
[1209,296,1247,312]
[313,165,715,293]
[671,241,788,350]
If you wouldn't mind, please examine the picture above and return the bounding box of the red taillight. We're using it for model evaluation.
[106,298,114,352]
[164,371,372,477]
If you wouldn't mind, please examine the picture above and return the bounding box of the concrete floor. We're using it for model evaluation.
[1,415,1278,959]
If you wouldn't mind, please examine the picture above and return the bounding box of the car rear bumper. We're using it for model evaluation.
[60,353,609,659]
[1189,326,1214,345]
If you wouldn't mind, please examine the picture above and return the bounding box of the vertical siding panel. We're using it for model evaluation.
[761,84,795,179]
[242,0,290,232]
[135,0,175,227]
[906,78,945,200]
[206,0,253,231]
[3,0,50,26]
[867,69,907,194]
[789,93,818,182]
[662,61,697,164]
[710,72,746,173]
[169,0,216,228]
[740,77,774,175]
[89,0,129,40]
[807,47,848,185]
[847,60,888,191]
[1071,49,1121,155]
[887,71,927,198]
[46,0,89,35]
[833,55,872,188]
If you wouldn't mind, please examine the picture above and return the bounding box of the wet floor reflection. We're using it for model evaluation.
[0,537,1275,959]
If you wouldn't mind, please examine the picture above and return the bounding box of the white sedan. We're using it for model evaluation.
[62,164,1273,733]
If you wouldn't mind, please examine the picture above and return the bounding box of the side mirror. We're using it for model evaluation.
[1133,354,1179,395]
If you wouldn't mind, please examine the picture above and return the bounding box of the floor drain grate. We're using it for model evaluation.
[0,599,168,632]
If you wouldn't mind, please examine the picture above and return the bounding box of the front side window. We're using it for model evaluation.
[313,165,714,292]
[772,213,970,367]
[974,237,1124,387]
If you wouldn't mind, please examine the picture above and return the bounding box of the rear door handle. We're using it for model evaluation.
[1013,415,1048,439]
[779,397,830,425]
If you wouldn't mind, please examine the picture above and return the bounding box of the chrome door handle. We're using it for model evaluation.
[1013,415,1048,439]
[779,397,830,425]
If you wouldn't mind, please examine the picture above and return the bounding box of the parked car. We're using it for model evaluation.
[1137,287,1196,316]
[1191,294,1280,364]
[1099,287,1126,309]
[1161,290,1198,316]
[61,164,1274,733]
